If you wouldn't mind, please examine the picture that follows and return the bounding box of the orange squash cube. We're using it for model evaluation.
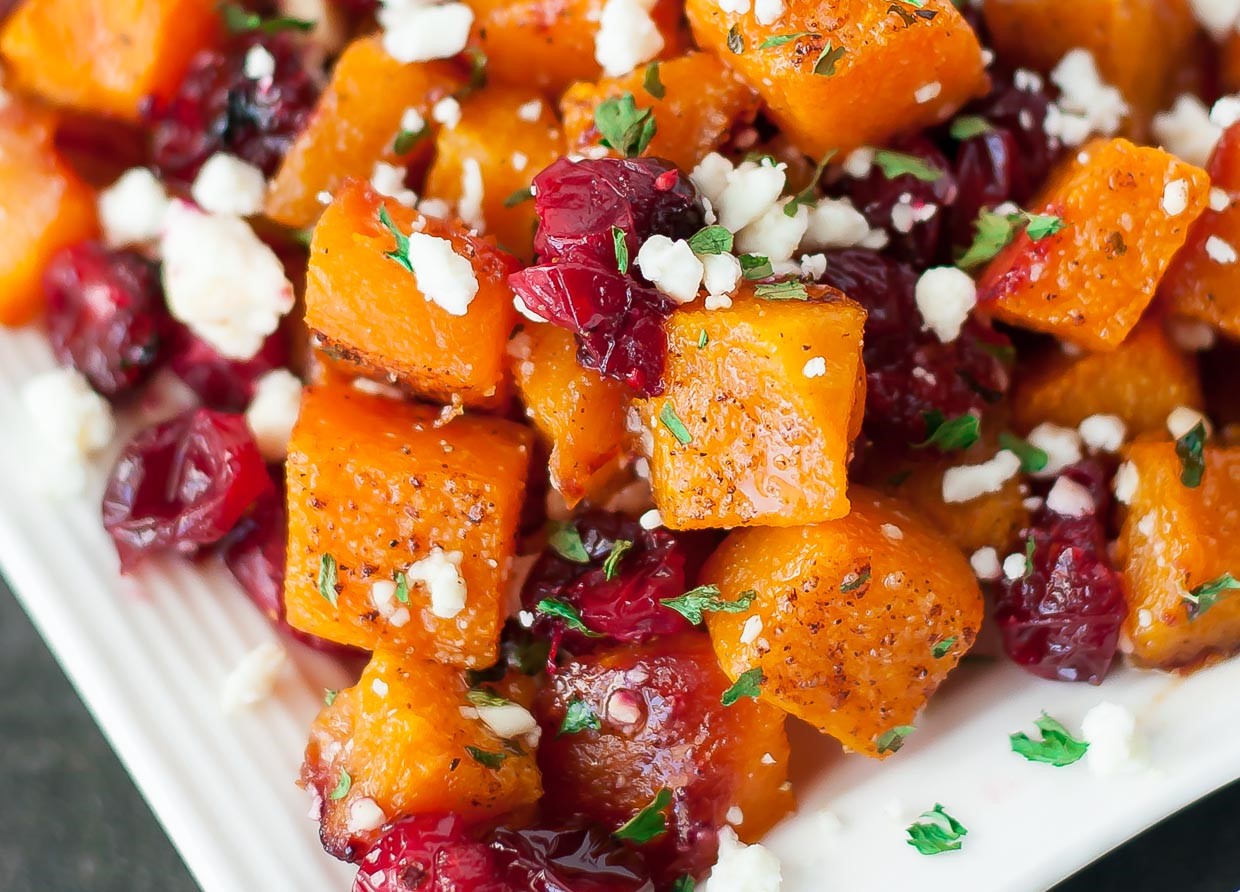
[559,52,760,172]
[266,37,464,230]
[0,0,220,121]
[0,106,98,326]
[301,649,542,859]
[1117,442,1240,670]
[1010,318,1203,435]
[977,138,1209,350]
[422,85,563,260]
[284,384,533,667]
[305,181,518,407]
[705,487,984,758]
[684,0,987,157]
[1160,123,1240,340]
[637,285,866,530]
[510,325,628,508]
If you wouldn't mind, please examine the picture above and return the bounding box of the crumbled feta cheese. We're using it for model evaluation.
[1113,460,1139,504]
[716,0,751,13]
[753,0,783,25]
[799,252,827,279]
[347,798,387,833]
[1206,234,1237,263]
[701,827,781,892]
[191,152,267,217]
[690,152,734,206]
[740,615,763,644]
[914,81,942,104]
[1002,552,1028,580]
[372,678,389,696]
[511,151,528,171]
[1211,92,1240,128]
[1191,0,1240,40]
[1043,49,1128,146]
[914,266,977,342]
[1046,475,1096,517]
[244,45,276,81]
[405,547,468,618]
[513,295,547,323]
[378,1,474,63]
[880,523,903,540]
[406,230,480,315]
[701,251,741,298]
[725,805,745,825]
[98,168,170,247]
[161,201,294,360]
[639,508,663,530]
[220,641,286,713]
[736,199,808,262]
[803,197,872,250]
[370,161,417,207]
[476,703,539,739]
[969,546,1002,581]
[1166,405,1209,439]
[246,369,303,462]
[941,450,1022,503]
[1166,317,1217,351]
[22,368,115,496]
[517,99,543,122]
[1078,414,1126,453]
[890,193,937,233]
[432,96,462,129]
[594,0,664,77]
[400,106,426,134]
[704,293,733,310]
[1013,68,1043,92]
[1161,178,1190,216]
[1210,186,1232,211]
[802,356,827,378]
[1026,422,1084,476]
[1081,701,1147,777]
[715,160,787,232]
[636,235,704,303]
[1152,95,1219,168]
[841,147,874,178]
[457,157,486,231]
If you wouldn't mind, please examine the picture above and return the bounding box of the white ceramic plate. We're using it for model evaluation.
[3,323,1239,892]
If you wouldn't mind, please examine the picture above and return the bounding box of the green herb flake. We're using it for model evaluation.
[759,30,819,49]
[739,253,773,280]
[721,667,765,706]
[956,209,1019,269]
[378,205,414,274]
[998,431,1049,473]
[727,24,744,54]
[323,688,338,706]
[876,724,916,754]
[839,566,871,593]
[1175,420,1207,488]
[915,410,981,452]
[754,280,809,300]
[1024,213,1065,240]
[813,43,847,76]
[318,553,339,606]
[221,3,314,33]
[671,876,696,892]
[905,804,968,855]
[504,187,534,208]
[932,636,957,659]
[1009,713,1089,766]
[661,585,756,625]
[1023,535,1036,579]
[328,769,352,800]
[612,225,630,273]
[602,539,633,581]
[697,329,709,348]
[536,598,602,637]
[643,62,666,99]
[393,571,410,605]
[393,125,428,155]
[548,521,591,563]
[659,402,693,445]
[464,745,508,769]
[1184,573,1240,620]
[873,149,944,183]
[949,115,993,140]
[594,93,657,157]
[687,224,734,255]
[466,688,513,708]
[784,150,837,217]
[614,788,674,843]
[463,47,489,93]
[559,698,602,735]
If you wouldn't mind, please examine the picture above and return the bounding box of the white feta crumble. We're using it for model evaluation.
[378,1,474,63]
[725,805,745,825]
[513,295,547,322]
[1043,49,1128,146]
[245,369,303,462]
[1205,234,1237,263]
[736,199,808,262]
[941,450,1022,503]
[636,235,703,303]
[348,798,387,833]
[1161,178,1191,217]
[1166,317,1217,351]
[22,368,115,496]
[594,0,664,77]
[704,293,733,310]
[1078,414,1126,453]
[1002,552,1028,580]
[639,508,663,530]
[914,266,977,342]
[432,96,462,129]
[372,678,389,697]
[1013,68,1043,92]
[716,0,751,13]
[244,44,276,81]
[914,81,942,104]
[1046,475,1096,517]
[400,106,426,134]
[1026,422,1084,476]
[802,356,827,378]
[1151,95,1219,168]
[716,160,787,232]
[1113,460,1139,504]
[689,152,734,205]
[841,147,875,178]
[220,641,286,713]
[701,827,781,892]
[405,547,468,618]
[516,99,543,122]
[890,193,937,233]
[1210,186,1232,211]
[753,0,783,25]
[1167,405,1210,439]
[161,201,294,360]
[803,197,871,250]
[1081,702,1147,776]
[191,152,267,217]
[701,251,742,298]
[1211,92,1240,128]
[476,702,540,740]
[370,161,417,207]
[406,230,480,315]
[970,546,1002,581]
[457,157,486,231]
[511,151,528,171]
[1191,0,1240,40]
[740,614,763,644]
[98,168,170,247]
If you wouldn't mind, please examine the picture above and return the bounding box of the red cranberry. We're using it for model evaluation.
[169,326,290,411]
[353,815,505,892]
[43,241,171,400]
[102,409,273,570]
[145,32,320,185]
[994,461,1127,684]
[491,823,656,892]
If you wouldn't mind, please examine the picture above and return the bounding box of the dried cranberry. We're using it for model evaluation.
[146,32,320,185]
[169,326,290,411]
[491,823,656,892]
[994,461,1127,684]
[102,409,273,570]
[353,815,505,892]
[43,241,171,400]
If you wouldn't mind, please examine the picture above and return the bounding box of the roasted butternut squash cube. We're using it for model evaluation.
[705,487,983,758]
[559,52,760,172]
[1117,442,1240,670]
[301,649,542,859]
[468,0,686,95]
[422,85,563,260]
[305,181,518,407]
[284,384,533,667]
[0,107,98,326]
[266,37,464,230]
[1010,318,1203,435]
[1160,123,1240,340]
[978,139,1209,350]
[0,0,219,121]
[510,325,628,508]
[684,0,987,157]
[637,285,866,530]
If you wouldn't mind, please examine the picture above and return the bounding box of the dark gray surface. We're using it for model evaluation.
[1,580,1237,892]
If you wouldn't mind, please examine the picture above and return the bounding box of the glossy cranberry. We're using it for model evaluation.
[820,249,1012,443]
[995,461,1127,684]
[43,241,171,400]
[145,32,320,185]
[353,815,505,892]
[522,512,715,656]
[102,409,274,570]
[491,823,655,892]
[169,326,290,411]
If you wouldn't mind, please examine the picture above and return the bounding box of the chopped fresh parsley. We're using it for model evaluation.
[393,125,428,155]
[612,225,630,273]
[464,745,508,769]
[643,62,665,99]
[754,280,809,300]
[915,410,980,452]
[378,206,414,274]
[873,149,944,183]
[727,24,744,54]
[559,698,602,735]
[785,150,837,217]
[463,47,489,94]
[906,804,968,855]
[932,636,957,659]
[998,431,1049,473]
[721,667,765,706]
[839,566,871,593]
[661,585,756,624]
[949,115,993,140]
[536,598,602,636]
[318,553,339,606]
[697,329,709,348]
[1023,535,1036,579]
[602,540,633,581]
[328,769,352,800]
[466,688,512,708]
[671,876,696,892]
[956,208,1065,269]
[659,402,693,445]
[759,30,820,49]
[393,570,410,605]
[1024,213,1064,239]
[1175,421,1207,488]
[221,3,314,33]
[594,93,656,157]
[323,689,338,706]
[739,253,774,280]
[876,724,916,754]
[504,187,534,208]
[813,43,847,76]
[1184,573,1240,620]
[614,788,673,843]
[1009,713,1089,766]
[548,521,590,563]
[687,224,733,255]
